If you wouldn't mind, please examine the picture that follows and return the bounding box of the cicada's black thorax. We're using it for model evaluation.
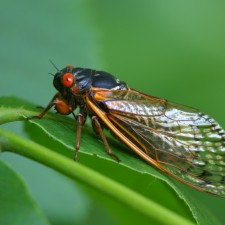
[73,68,128,92]
[53,66,127,94]
[53,66,128,111]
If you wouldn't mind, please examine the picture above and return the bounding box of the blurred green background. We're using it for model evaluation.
[1,0,225,224]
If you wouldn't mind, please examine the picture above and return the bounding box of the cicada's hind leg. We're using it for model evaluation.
[91,116,120,162]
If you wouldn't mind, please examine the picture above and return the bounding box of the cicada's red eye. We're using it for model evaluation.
[62,73,74,87]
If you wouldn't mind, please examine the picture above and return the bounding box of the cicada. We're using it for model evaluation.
[31,64,225,197]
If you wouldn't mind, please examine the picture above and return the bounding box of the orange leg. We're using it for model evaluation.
[74,113,85,160]
[27,94,59,120]
[92,116,120,162]
[28,93,74,120]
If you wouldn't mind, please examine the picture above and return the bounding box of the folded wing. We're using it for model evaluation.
[92,89,225,196]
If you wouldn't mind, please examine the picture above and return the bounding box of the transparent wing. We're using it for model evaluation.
[93,89,225,196]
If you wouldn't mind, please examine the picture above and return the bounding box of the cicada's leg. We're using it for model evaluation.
[91,116,120,162]
[28,94,58,120]
[73,112,86,160]
[28,93,74,120]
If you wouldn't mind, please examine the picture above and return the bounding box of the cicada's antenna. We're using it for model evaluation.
[49,59,59,71]
[48,72,54,77]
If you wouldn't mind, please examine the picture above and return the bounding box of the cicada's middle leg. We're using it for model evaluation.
[73,112,87,160]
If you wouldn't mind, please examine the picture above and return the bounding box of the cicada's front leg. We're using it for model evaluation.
[28,92,75,120]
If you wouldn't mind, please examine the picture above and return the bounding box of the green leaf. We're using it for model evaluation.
[0,160,50,225]
[0,96,197,225]
[2,96,224,225]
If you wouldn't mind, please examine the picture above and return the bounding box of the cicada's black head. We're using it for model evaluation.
[53,65,78,94]
[53,65,127,97]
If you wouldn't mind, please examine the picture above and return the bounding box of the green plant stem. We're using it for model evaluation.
[0,108,25,124]
[0,128,195,225]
